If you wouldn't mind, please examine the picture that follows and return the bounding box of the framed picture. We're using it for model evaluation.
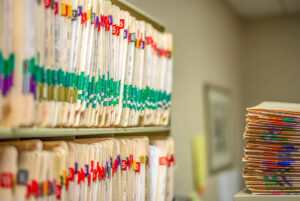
[204,84,233,173]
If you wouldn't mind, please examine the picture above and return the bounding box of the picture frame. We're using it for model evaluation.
[204,84,233,173]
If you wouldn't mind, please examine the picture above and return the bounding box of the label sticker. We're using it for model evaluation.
[38,182,43,197]
[54,2,59,15]
[68,5,72,18]
[72,9,78,20]
[129,33,136,42]
[67,167,75,181]
[101,166,105,179]
[105,16,110,31]
[141,41,145,49]
[77,168,85,184]
[168,154,175,167]
[122,160,127,170]
[61,3,66,16]
[78,6,82,16]
[133,160,136,170]
[85,164,89,176]
[49,180,55,195]
[117,155,121,166]
[62,170,67,185]
[112,25,117,35]
[26,179,39,198]
[139,155,146,164]
[97,163,105,179]
[88,173,91,186]
[91,13,96,24]
[81,12,87,24]
[146,36,152,45]
[135,162,140,173]
[56,184,62,199]
[87,9,91,20]
[124,30,128,39]
[1,173,13,188]
[75,162,78,174]
[159,156,168,166]
[51,0,55,9]
[146,155,149,166]
[96,16,100,28]
[45,0,51,8]
[17,170,29,185]
[130,154,133,167]
[119,19,124,29]
[108,15,113,25]
[43,181,48,196]
[92,169,97,181]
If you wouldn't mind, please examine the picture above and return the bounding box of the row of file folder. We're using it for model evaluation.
[243,101,300,195]
[0,0,173,128]
[0,136,175,201]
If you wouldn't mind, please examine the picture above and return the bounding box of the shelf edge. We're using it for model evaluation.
[0,126,170,139]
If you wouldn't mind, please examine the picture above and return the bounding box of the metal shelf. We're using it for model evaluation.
[235,188,300,201]
[0,126,170,139]
[111,0,165,32]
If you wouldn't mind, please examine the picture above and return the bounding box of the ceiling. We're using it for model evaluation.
[225,0,300,20]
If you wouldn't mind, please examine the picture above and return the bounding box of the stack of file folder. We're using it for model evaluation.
[243,101,300,195]
[0,136,175,201]
[0,0,173,128]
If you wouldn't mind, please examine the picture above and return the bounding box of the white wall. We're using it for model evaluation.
[242,16,300,111]
[125,0,244,200]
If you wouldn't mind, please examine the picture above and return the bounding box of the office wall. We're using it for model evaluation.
[242,16,300,111]
[126,0,243,200]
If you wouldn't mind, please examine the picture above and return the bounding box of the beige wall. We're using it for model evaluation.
[241,16,300,111]
[123,0,300,199]
[126,0,244,200]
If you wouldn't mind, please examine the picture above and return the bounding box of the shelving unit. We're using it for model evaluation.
[0,0,170,141]
[235,188,300,201]
[0,1,174,201]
